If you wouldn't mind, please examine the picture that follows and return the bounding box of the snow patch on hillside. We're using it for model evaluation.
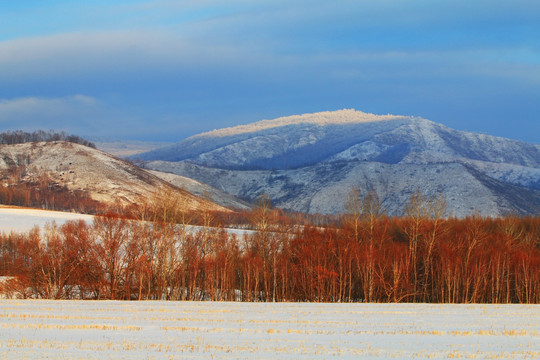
[465,160,540,189]
[329,141,392,162]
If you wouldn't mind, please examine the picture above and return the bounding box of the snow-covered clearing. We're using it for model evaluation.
[0,301,537,359]
[0,208,94,233]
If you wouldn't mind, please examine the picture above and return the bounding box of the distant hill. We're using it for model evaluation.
[136,109,540,217]
[0,141,229,213]
[94,140,172,157]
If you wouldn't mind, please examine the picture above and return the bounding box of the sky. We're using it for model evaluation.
[0,0,539,143]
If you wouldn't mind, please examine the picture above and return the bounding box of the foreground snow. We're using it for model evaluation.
[0,301,537,359]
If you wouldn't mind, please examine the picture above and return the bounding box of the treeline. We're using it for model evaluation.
[0,172,105,214]
[0,181,104,214]
[0,130,96,148]
[1,209,538,303]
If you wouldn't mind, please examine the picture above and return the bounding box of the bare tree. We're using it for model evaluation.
[360,188,385,302]
[403,190,429,302]
[92,214,129,299]
[422,193,447,302]
[249,194,280,301]
[344,187,362,243]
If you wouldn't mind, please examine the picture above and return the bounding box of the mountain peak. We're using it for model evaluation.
[197,109,409,138]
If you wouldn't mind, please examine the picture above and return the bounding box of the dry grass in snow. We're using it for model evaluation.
[0,301,538,359]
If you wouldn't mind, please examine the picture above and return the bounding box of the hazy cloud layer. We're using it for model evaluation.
[0,1,538,142]
[0,95,99,128]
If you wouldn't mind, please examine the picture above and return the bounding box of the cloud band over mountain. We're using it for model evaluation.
[0,1,538,142]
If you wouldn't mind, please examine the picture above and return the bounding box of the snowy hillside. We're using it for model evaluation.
[136,110,412,167]
[0,141,229,212]
[148,170,251,210]
[138,110,540,217]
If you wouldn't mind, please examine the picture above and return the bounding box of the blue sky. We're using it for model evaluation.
[0,0,538,142]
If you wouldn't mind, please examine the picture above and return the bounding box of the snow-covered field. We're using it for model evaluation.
[0,208,94,233]
[0,301,537,359]
[0,207,255,238]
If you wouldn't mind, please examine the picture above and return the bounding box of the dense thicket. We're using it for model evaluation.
[1,211,538,303]
[0,130,95,148]
[0,180,104,214]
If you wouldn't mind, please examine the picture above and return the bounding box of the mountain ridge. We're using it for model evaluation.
[137,109,539,217]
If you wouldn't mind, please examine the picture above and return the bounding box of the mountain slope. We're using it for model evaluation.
[137,110,412,169]
[0,141,229,212]
[137,109,540,217]
[148,170,251,210]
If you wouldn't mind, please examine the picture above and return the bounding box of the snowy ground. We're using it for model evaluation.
[0,301,538,359]
[0,207,255,238]
[0,208,95,233]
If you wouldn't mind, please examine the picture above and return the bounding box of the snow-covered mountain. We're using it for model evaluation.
[0,141,230,212]
[137,109,540,217]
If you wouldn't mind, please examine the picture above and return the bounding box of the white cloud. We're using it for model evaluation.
[0,95,96,116]
[0,30,268,83]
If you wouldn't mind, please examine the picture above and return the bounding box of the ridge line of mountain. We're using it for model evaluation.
[135,109,539,217]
